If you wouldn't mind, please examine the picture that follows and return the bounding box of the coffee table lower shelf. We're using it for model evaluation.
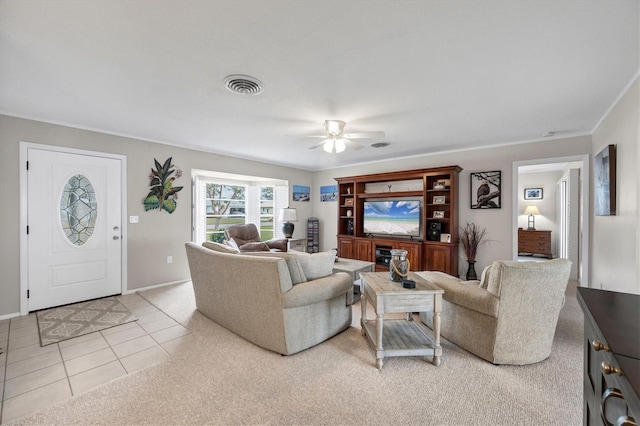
[361,318,441,366]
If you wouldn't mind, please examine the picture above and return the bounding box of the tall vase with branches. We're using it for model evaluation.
[459,221,488,280]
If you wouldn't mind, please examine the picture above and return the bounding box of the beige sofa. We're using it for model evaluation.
[417,259,571,365]
[185,242,353,355]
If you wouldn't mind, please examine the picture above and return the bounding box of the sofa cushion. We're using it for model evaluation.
[290,250,337,280]
[202,241,240,254]
[246,252,307,285]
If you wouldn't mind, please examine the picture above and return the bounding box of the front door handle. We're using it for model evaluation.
[113,236,120,240]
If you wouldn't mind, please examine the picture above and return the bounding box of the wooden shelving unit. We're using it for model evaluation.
[335,166,462,275]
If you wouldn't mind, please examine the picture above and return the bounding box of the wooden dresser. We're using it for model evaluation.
[518,229,552,258]
[577,287,639,425]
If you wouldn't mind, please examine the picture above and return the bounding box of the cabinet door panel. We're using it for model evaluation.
[355,240,372,261]
[338,237,353,259]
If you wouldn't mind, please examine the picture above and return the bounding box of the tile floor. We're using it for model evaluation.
[0,292,192,424]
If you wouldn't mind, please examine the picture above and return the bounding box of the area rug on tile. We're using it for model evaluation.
[36,296,137,346]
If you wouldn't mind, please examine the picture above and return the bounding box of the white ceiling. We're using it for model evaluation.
[1,1,638,171]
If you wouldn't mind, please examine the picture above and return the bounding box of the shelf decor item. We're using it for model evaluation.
[459,221,488,280]
[433,196,446,204]
[389,249,409,282]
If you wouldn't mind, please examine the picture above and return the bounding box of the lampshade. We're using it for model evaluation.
[523,205,541,215]
[278,208,298,222]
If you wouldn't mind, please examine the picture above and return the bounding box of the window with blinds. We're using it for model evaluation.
[192,172,289,244]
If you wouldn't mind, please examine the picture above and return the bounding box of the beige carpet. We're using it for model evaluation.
[10,281,584,425]
[36,296,137,346]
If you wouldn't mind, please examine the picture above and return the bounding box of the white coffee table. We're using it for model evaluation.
[360,271,443,370]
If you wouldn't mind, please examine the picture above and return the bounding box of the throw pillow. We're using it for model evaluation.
[225,238,240,251]
[479,264,492,289]
[246,252,307,285]
[290,250,337,280]
[202,241,239,254]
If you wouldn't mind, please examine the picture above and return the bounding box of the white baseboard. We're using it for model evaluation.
[0,281,190,319]
[123,279,190,295]
[0,311,22,321]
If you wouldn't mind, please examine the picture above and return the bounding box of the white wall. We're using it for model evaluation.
[591,77,639,294]
[0,115,315,317]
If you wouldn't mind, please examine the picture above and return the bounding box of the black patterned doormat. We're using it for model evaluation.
[36,296,137,346]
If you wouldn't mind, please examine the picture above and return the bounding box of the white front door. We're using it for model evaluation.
[27,148,123,311]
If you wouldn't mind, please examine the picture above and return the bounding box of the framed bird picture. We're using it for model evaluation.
[471,171,501,209]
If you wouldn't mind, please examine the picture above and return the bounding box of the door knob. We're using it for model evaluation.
[113,236,120,240]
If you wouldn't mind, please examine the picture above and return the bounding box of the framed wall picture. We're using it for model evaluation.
[292,185,310,202]
[320,185,338,202]
[470,171,501,209]
[594,144,617,216]
[524,188,543,200]
[433,195,446,204]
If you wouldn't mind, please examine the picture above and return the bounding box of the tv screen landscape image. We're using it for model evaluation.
[363,199,422,238]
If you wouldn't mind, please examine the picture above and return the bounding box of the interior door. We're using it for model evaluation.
[556,168,580,280]
[27,148,122,311]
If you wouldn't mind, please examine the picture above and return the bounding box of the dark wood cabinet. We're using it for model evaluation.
[577,287,639,425]
[336,166,461,275]
[518,229,552,258]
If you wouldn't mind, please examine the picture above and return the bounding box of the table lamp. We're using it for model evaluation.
[278,207,298,238]
[524,205,540,230]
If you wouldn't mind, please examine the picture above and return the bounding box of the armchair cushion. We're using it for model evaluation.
[238,241,271,252]
[225,223,288,252]
[290,250,337,280]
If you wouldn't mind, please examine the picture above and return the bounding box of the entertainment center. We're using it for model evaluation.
[335,166,462,276]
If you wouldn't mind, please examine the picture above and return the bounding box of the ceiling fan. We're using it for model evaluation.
[292,120,385,153]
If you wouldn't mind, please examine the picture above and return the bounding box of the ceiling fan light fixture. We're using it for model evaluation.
[325,120,345,136]
[322,137,347,153]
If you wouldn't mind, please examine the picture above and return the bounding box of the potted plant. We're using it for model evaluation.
[459,221,488,280]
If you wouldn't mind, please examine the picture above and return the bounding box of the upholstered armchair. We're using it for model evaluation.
[224,223,288,252]
[418,259,572,365]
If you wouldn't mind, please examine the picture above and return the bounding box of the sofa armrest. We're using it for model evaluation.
[283,272,352,309]
[265,239,288,252]
[416,271,499,317]
[445,282,500,317]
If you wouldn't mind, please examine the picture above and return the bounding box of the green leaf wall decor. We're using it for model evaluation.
[143,157,184,214]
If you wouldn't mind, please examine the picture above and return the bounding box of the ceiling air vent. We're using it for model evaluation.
[371,142,390,148]
[223,75,264,95]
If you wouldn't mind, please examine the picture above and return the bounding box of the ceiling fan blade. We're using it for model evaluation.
[285,134,327,139]
[344,138,364,150]
[307,140,327,149]
[343,131,386,139]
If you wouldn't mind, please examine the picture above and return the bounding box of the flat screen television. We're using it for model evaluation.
[363,198,422,240]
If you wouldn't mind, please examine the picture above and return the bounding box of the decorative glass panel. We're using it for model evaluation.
[60,174,98,246]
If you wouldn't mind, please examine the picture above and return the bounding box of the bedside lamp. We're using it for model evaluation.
[278,208,298,238]
[524,205,540,230]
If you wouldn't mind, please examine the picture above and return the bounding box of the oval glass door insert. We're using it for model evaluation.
[60,174,98,246]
